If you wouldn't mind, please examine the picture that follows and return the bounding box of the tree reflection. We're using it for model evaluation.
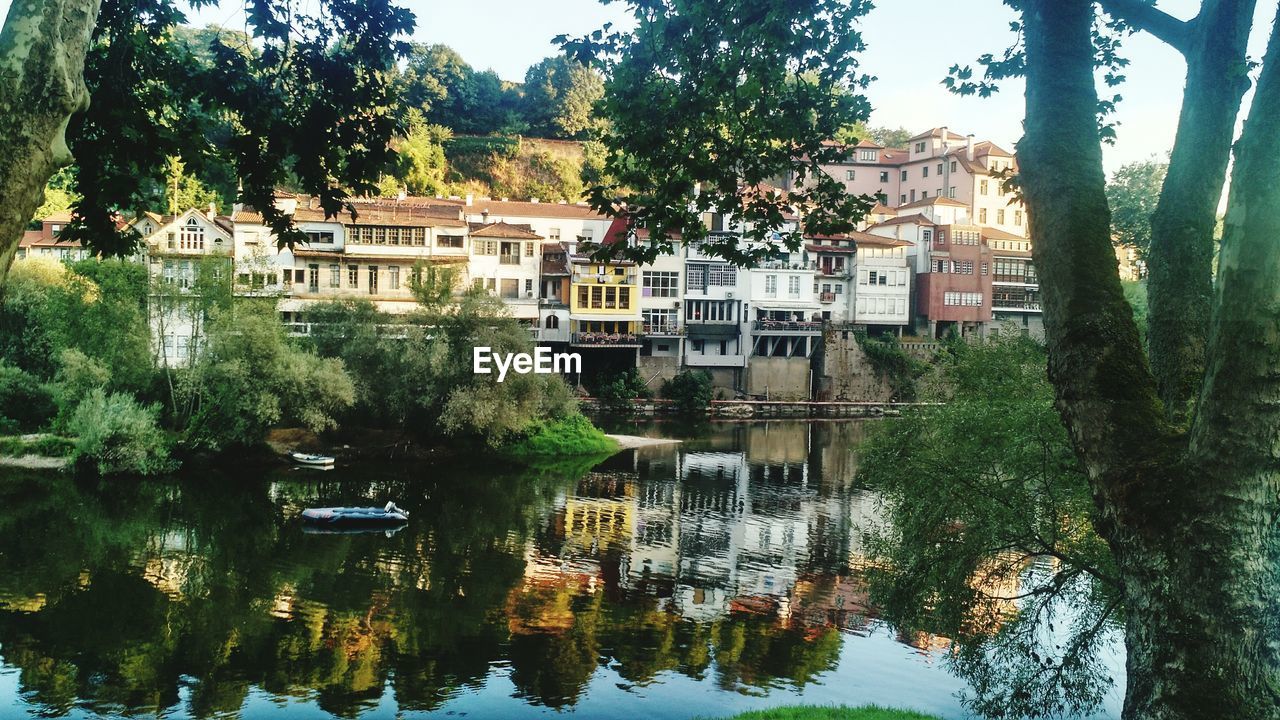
[0,429,914,717]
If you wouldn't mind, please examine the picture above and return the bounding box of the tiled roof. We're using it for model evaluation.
[806,230,912,248]
[868,215,936,229]
[981,226,1030,242]
[468,221,542,239]
[895,196,968,210]
[467,199,605,219]
[908,127,969,142]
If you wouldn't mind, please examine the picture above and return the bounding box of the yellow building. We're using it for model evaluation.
[568,253,642,348]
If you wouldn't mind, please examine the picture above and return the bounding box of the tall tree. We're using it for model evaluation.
[1017,0,1280,716]
[0,0,415,286]
[1106,157,1169,261]
[522,56,605,139]
[398,44,519,135]
[560,0,878,266]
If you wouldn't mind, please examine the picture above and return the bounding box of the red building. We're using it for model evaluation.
[914,223,992,338]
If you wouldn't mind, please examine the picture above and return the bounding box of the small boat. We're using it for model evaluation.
[300,502,409,528]
[290,451,335,467]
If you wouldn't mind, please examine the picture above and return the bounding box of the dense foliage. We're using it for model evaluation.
[859,336,1119,718]
[854,333,926,402]
[502,415,617,458]
[1106,159,1168,262]
[592,369,652,413]
[68,389,174,476]
[560,0,878,264]
[661,370,714,416]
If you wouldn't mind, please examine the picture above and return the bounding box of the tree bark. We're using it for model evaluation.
[0,0,101,286]
[1144,0,1256,423]
[1021,1,1280,718]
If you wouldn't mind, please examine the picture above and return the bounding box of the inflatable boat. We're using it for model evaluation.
[300,502,409,527]
[291,451,335,467]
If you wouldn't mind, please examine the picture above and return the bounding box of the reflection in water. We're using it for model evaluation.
[0,422,976,719]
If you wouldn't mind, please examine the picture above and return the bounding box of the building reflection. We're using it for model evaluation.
[0,423,985,718]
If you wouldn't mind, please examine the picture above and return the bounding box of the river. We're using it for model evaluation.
[0,421,1123,719]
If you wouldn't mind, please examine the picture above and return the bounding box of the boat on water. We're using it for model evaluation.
[290,451,335,467]
[300,502,409,528]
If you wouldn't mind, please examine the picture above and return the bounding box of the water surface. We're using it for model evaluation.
[0,421,1119,718]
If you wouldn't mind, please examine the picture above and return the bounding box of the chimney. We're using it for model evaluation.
[482,210,490,223]
[940,126,949,154]
[207,202,216,219]
[966,134,975,161]
[465,193,474,207]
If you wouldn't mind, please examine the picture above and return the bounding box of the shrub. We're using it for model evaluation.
[0,435,76,458]
[503,414,617,457]
[0,364,57,432]
[593,369,652,413]
[856,333,927,402]
[68,390,174,476]
[51,349,111,430]
[661,370,714,416]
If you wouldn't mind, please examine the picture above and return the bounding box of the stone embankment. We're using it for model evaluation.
[581,398,937,419]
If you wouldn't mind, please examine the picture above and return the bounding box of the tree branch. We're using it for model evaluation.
[1099,0,1194,54]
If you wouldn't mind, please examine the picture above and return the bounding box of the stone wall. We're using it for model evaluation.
[813,330,896,402]
[636,356,682,393]
[744,357,812,400]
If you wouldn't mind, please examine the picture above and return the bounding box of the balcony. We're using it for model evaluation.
[571,272,637,284]
[819,292,837,303]
[685,353,747,368]
[755,260,816,271]
[499,255,521,265]
[753,319,823,333]
[571,331,643,348]
[993,299,1043,312]
[818,266,850,278]
[643,324,684,336]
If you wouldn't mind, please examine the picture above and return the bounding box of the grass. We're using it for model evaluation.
[0,434,76,459]
[706,706,943,720]
[501,414,619,458]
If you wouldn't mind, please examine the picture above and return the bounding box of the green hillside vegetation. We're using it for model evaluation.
[443,136,591,202]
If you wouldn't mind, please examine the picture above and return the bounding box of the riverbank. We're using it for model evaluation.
[0,434,74,470]
[709,707,941,720]
[605,434,683,450]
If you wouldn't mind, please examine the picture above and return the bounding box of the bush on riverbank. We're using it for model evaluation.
[662,370,714,416]
[502,414,617,457]
[708,706,941,720]
[69,390,175,476]
[0,363,57,433]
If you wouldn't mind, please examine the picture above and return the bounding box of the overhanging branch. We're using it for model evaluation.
[1099,0,1194,54]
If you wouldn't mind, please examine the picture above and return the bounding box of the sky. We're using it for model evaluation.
[15,0,1280,174]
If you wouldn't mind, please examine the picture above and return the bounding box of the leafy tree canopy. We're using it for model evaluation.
[559,0,879,265]
[1106,157,1168,260]
[61,0,417,257]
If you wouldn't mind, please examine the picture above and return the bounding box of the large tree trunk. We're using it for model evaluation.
[1020,0,1280,717]
[0,0,101,286]
[1145,0,1256,423]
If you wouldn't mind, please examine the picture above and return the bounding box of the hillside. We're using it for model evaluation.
[443,136,599,203]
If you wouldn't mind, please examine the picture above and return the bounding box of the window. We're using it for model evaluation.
[525,242,535,256]
[308,264,320,292]
[686,265,707,292]
[707,264,736,286]
[525,279,533,294]
[348,265,359,288]
[329,264,340,288]
[549,228,561,241]
[880,171,890,183]
[643,271,679,297]
[937,163,944,175]
[980,180,990,195]
[180,218,205,250]
[910,189,916,202]
[899,194,907,204]
[845,169,855,180]
[835,284,843,294]
[935,260,947,273]
[788,275,801,297]
[389,266,400,290]
[921,190,928,199]
[944,292,984,307]
[979,208,988,224]
[915,141,926,153]
[368,266,379,294]
[901,170,908,182]
[949,186,957,198]
[981,262,989,275]
[437,234,464,249]
[500,242,520,264]
[866,270,877,285]
[619,287,631,308]
[545,315,559,329]
[859,149,878,161]
[476,240,498,256]
[305,231,335,244]
[764,275,777,296]
[923,165,930,178]
[950,161,958,172]
[643,308,679,332]
[1015,210,1024,226]
[923,229,933,243]
[997,209,1006,225]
